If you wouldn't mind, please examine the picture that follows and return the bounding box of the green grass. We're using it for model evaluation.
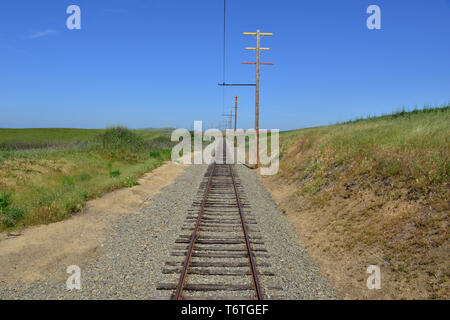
[0,128,167,150]
[268,105,449,299]
[0,126,175,231]
[0,128,104,143]
[279,105,450,195]
[277,106,450,238]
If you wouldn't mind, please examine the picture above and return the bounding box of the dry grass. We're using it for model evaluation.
[261,106,449,299]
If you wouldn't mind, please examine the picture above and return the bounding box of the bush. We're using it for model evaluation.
[4,206,25,220]
[98,126,146,153]
[2,216,15,228]
[146,136,175,150]
[61,175,75,185]
[110,170,121,178]
[0,192,13,209]
[78,173,92,181]
[0,192,25,227]
[123,176,139,188]
[150,148,171,161]
[150,151,160,158]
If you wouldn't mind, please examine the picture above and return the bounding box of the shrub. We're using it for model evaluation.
[4,206,25,220]
[110,170,121,178]
[0,192,13,209]
[78,173,92,181]
[98,126,146,153]
[146,136,175,149]
[2,216,15,228]
[150,148,171,161]
[150,151,160,158]
[65,200,83,214]
[61,175,75,185]
[123,176,139,188]
[0,192,25,227]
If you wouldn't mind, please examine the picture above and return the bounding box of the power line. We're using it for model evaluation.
[218,1,255,87]
[222,0,226,115]
[223,0,226,85]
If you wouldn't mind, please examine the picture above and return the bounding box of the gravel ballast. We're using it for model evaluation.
[0,163,336,299]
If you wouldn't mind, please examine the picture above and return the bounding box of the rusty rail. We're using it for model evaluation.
[229,164,263,299]
[172,162,216,300]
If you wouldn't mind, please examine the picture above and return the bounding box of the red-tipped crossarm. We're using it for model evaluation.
[242,62,274,65]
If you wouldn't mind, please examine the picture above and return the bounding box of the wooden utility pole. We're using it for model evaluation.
[255,31,260,169]
[233,96,240,147]
[222,109,233,131]
[233,96,239,132]
[243,30,273,168]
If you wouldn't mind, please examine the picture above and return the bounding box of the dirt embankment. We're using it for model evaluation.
[0,162,185,285]
[261,177,448,299]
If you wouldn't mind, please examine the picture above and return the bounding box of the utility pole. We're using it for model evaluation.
[222,109,233,131]
[233,96,239,132]
[243,30,273,169]
[233,96,239,147]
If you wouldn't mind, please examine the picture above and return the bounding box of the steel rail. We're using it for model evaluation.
[229,164,264,300]
[172,162,216,300]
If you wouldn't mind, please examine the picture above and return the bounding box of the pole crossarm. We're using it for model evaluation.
[242,62,274,65]
[245,47,270,50]
[243,32,273,36]
[218,83,256,87]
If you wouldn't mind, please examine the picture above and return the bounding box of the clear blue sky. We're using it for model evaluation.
[1,0,449,130]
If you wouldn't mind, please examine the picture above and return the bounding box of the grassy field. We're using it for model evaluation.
[0,127,175,231]
[0,128,166,150]
[261,105,449,299]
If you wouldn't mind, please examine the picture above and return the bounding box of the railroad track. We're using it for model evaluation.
[157,142,280,300]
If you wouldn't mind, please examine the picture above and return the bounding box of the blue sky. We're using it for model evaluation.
[1,0,449,130]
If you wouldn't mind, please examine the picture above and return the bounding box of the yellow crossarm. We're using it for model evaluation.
[245,47,270,50]
[243,32,273,36]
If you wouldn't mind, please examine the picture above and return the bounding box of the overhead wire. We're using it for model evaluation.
[222,0,226,117]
